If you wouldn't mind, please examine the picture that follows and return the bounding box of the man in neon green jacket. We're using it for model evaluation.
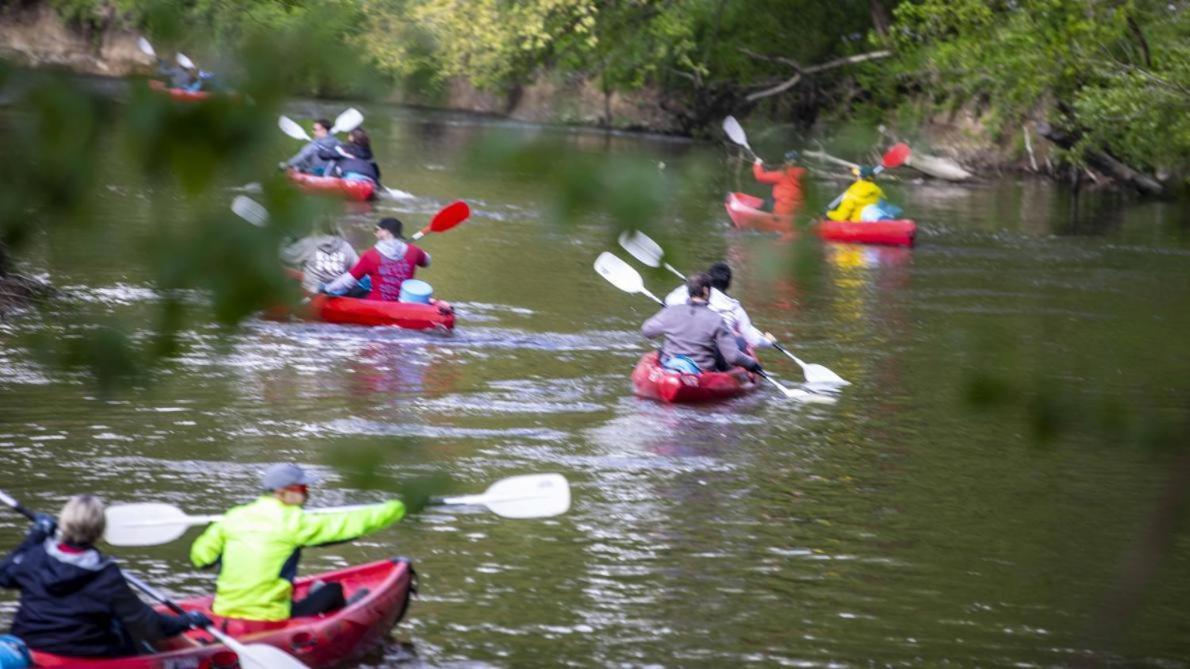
[190,463,405,621]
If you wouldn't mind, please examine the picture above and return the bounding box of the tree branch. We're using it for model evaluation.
[742,49,893,102]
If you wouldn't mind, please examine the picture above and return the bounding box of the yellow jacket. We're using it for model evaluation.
[190,496,405,620]
[827,180,885,222]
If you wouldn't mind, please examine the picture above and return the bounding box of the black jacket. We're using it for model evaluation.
[0,526,190,657]
[317,143,381,183]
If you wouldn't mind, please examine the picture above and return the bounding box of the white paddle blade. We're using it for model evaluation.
[457,473,571,519]
[617,230,663,268]
[278,116,311,141]
[802,363,849,386]
[231,196,269,227]
[723,116,751,151]
[331,107,364,135]
[594,252,644,295]
[104,503,197,546]
[384,186,416,200]
[228,642,312,669]
[175,52,195,70]
[137,37,156,58]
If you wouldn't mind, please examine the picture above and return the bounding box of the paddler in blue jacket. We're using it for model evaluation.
[0,495,210,657]
[318,128,380,184]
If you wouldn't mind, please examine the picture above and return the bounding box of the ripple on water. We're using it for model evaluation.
[419,377,604,415]
[304,417,570,443]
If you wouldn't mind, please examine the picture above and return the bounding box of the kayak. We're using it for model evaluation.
[287,171,377,202]
[266,294,455,331]
[724,192,917,247]
[148,79,213,102]
[631,351,758,403]
[31,557,415,668]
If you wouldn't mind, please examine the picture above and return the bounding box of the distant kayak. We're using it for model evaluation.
[631,351,758,403]
[725,192,917,247]
[147,79,214,102]
[31,557,415,668]
[266,294,455,331]
[287,171,377,202]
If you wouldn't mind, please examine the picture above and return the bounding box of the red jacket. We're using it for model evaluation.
[348,241,429,301]
[753,162,806,215]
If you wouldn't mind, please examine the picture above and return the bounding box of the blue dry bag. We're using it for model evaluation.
[0,635,31,669]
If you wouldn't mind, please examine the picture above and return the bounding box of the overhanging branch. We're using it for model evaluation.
[741,49,893,102]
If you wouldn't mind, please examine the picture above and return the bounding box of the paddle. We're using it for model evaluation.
[411,200,470,240]
[278,108,365,142]
[137,37,156,59]
[122,573,310,669]
[825,142,913,213]
[594,253,817,400]
[617,230,849,386]
[617,231,684,280]
[723,115,760,162]
[230,197,467,241]
[230,195,267,227]
[103,473,570,547]
[0,489,309,669]
[594,252,663,305]
[175,52,196,70]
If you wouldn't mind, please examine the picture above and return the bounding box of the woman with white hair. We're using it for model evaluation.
[0,495,210,658]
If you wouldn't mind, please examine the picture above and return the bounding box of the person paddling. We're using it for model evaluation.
[318,128,380,185]
[663,262,775,352]
[753,151,806,216]
[322,217,430,301]
[281,118,341,176]
[280,220,370,297]
[826,166,886,222]
[190,464,405,621]
[642,272,763,375]
[0,495,210,657]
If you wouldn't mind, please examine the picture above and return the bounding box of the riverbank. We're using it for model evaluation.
[0,3,1178,195]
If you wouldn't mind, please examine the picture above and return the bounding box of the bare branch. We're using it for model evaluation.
[744,49,893,102]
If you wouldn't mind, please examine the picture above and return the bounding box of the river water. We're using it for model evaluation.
[2,98,1189,667]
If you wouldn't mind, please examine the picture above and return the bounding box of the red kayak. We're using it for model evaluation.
[631,351,758,403]
[287,171,377,202]
[725,192,916,247]
[31,558,415,668]
[266,295,455,331]
[148,79,214,102]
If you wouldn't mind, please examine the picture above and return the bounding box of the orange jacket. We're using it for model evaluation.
[753,162,806,214]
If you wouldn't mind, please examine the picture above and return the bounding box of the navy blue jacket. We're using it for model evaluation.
[0,526,190,657]
[318,143,381,183]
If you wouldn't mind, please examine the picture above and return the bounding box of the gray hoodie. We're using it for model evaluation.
[641,301,758,372]
[281,235,359,293]
[286,135,342,173]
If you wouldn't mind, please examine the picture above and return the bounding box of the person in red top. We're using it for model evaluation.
[752,151,806,216]
[322,217,430,301]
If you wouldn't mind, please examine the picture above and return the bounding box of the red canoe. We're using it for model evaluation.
[266,295,455,331]
[31,557,415,668]
[725,192,916,247]
[287,171,377,202]
[631,351,758,403]
[148,79,214,102]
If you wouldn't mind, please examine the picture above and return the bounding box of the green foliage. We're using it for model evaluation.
[885,0,1190,175]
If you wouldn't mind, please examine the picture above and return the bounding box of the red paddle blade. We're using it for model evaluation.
[882,142,911,169]
[426,200,470,234]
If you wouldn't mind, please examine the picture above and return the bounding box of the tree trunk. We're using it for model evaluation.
[869,0,892,39]
[1037,122,1165,195]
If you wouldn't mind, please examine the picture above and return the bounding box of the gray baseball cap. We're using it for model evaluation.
[261,463,316,490]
